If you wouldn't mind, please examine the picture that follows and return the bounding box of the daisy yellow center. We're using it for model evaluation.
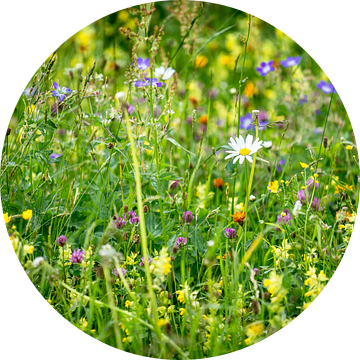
[239,148,251,156]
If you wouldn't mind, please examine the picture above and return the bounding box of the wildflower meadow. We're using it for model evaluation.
[1,1,358,358]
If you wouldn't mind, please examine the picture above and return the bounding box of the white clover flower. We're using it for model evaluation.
[293,200,302,217]
[154,66,176,80]
[249,195,256,201]
[115,91,126,102]
[33,257,45,268]
[225,134,263,165]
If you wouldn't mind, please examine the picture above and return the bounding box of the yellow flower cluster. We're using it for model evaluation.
[263,271,287,305]
[244,322,265,345]
[304,267,328,300]
[149,247,172,282]
[271,239,293,266]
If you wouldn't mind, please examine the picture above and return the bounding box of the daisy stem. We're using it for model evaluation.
[231,14,252,215]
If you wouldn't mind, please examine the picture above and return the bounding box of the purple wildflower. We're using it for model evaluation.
[224,228,237,239]
[127,104,135,115]
[113,215,127,229]
[139,256,153,267]
[256,61,275,76]
[56,235,67,247]
[134,77,165,88]
[313,127,322,135]
[70,248,85,264]
[276,209,292,231]
[113,267,127,278]
[297,190,307,202]
[239,113,252,130]
[137,57,150,70]
[280,56,301,68]
[51,82,72,102]
[170,180,180,189]
[50,153,62,159]
[316,81,336,94]
[307,177,319,190]
[315,109,321,116]
[129,216,140,225]
[299,95,308,105]
[310,198,323,211]
[253,268,260,276]
[182,211,193,225]
[176,237,187,248]
[276,159,286,172]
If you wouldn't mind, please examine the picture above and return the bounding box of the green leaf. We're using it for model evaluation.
[166,137,195,156]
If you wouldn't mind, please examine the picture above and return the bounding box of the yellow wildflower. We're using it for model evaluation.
[346,145,353,150]
[23,245,34,255]
[125,300,131,308]
[195,55,208,68]
[267,180,279,193]
[22,209,33,220]
[300,162,309,169]
[179,308,186,316]
[3,213,11,224]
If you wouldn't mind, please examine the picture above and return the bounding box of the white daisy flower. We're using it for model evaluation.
[224,134,263,164]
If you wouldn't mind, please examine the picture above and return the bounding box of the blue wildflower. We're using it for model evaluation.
[135,77,165,87]
[316,81,336,94]
[137,57,150,70]
[256,61,274,76]
[51,82,72,102]
[280,56,301,68]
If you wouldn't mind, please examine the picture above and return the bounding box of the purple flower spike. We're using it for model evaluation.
[113,267,127,278]
[137,57,150,70]
[113,215,127,229]
[70,248,85,264]
[182,211,193,225]
[139,256,153,267]
[56,235,67,247]
[224,228,237,239]
[280,56,301,68]
[50,153,62,159]
[276,209,292,231]
[310,198,323,211]
[316,81,336,94]
[256,61,275,76]
[176,237,187,248]
[127,104,135,115]
[297,190,307,202]
[51,82,72,102]
[129,216,140,225]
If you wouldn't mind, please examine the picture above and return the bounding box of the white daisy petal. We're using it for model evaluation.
[233,155,241,164]
[239,156,245,164]
[246,155,253,163]
[225,153,237,160]
[245,134,253,149]
[236,135,245,149]
[229,137,238,151]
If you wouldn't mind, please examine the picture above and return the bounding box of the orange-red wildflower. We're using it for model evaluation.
[231,211,246,224]
[213,178,224,188]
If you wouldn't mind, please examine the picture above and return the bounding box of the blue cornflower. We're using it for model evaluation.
[256,61,274,76]
[51,82,72,102]
[316,81,336,94]
[134,77,165,87]
[50,153,62,159]
[299,95,308,105]
[280,56,301,68]
[137,57,150,70]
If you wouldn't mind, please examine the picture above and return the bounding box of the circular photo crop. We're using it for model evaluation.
[2,1,358,358]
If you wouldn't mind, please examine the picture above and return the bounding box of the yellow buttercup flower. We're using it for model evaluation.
[300,162,309,169]
[346,145,353,150]
[195,55,208,68]
[3,213,11,224]
[125,300,131,308]
[267,180,279,193]
[22,210,33,220]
